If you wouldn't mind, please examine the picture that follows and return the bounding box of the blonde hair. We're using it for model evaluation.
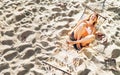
[85,13,98,26]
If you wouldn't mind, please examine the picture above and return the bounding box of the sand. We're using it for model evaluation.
[0,0,120,75]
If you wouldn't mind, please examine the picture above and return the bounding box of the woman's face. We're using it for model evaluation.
[90,13,98,22]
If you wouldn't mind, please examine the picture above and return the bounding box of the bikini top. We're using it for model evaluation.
[81,21,94,37]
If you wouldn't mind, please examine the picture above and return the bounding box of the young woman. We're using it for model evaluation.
[67,13,99,50]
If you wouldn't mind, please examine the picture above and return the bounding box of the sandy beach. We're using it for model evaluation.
[0,0,120,75]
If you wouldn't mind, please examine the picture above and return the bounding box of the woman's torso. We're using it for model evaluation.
[73,21,94,40]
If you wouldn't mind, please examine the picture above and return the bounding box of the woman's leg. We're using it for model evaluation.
[74,25,84,50]
[81,35,95,46]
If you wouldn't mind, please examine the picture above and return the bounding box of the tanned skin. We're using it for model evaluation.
[67,13,99,50]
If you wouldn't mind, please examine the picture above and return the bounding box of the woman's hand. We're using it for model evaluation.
[66,40,74,45]
[95,32,105,40]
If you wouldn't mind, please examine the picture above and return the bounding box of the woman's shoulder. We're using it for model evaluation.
[81,21,88,27]
[76,20,88,28]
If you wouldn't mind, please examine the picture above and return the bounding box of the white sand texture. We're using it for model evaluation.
[0,0,120,75]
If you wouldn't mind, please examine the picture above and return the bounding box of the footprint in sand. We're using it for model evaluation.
[1,39,14,45]
[15,14,26,22]
[111,49,120,58]
[17,30,34,41]
[40,41,49,47]
[5,30,14,37]
[78,69,91,75]
[23,63,34,70]
[4,51,18,61]
[17,69,28,75]
[22,49,35,59]
[0,63,10,72]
